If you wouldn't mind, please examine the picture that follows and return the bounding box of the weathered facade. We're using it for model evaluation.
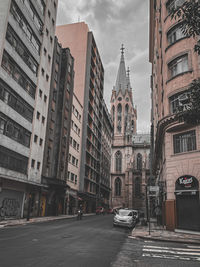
[149,0,200,231]
[42,37,74,216]
[0,0,58,220]
[110,47,150,215]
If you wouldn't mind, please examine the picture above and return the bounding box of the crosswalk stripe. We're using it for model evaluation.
[143,248,200,256]
[142,253,200,261]
[144,245,200,252]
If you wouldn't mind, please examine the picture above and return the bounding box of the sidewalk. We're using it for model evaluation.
[0,213,95,228]
[132,219,200,245]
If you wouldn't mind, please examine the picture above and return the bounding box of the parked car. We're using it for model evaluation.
[113,209,137,228]
[96,206,105,215]
[124,208,140,223]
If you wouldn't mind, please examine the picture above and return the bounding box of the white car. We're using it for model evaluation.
[113,209,137,228]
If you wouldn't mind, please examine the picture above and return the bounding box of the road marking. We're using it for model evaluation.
[187,245,200,249]
[144,245,200,252]
[142,253,193,261]
[143,248,200,256]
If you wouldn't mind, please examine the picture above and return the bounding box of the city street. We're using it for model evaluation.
[0,215,200,267]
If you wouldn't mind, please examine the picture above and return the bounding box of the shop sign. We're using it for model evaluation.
[176,175,199,190]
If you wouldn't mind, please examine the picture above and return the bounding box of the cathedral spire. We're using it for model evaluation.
[115,44,128,94]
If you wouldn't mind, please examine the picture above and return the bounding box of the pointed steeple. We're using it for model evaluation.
[115,44,128,94]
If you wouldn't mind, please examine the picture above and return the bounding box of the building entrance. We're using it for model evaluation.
[175,175,200,231]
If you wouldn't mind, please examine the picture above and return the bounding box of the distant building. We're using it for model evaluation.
[56,22,110,212]
[42,37,74,216]
[110,47,150,215]
[0,0,58,219]
[149,0,200,231]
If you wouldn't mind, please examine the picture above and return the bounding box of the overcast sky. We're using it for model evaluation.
[56,0,151,133]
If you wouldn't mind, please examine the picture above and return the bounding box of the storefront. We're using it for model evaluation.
[175,175,200,231]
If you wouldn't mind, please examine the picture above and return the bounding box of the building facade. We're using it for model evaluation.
[56,22,109,213]
[67,93,83,215]
[110,47,150,215]
[0,0,58,219]
[42,37,74,216]
[149,0,200,231]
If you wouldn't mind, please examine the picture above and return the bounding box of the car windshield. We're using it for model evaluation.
[118,210,132,216]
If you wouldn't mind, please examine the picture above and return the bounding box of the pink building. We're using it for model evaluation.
[149,0,200,231]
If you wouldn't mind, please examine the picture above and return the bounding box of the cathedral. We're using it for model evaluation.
[110,45,150,216]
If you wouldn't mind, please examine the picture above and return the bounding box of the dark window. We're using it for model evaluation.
[44,95,47,102]
[115,150,122,172]
[173,130,196,154]
[37,161,40,170]
[135,177,141,198]
[37,111,40,119]
[137,153,142,170]
[1,51,36,98]
[115,177,121,196]
[31,159,35,168]
[169,91,189,114]
[39,138,43,146]
[42,116,45,124]
[167,24,185,45]
[34,135,38,143]
[0,145,28,174]
[117,104,122,133]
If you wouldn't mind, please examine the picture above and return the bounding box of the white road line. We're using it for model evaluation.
[143,248,200,256]
[187,245,200,249]
[144,245,200,252]
[142,253,193,261]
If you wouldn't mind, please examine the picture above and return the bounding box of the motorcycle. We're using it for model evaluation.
[77,209,82,220]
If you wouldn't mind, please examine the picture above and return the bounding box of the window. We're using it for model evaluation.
[46,74,49,82]
[31,159,35,168]
[115,177,121,196]
[169,91,188,114]
[167,24,185,46]
[44,95,47,102]
[39,89,42,97]
[112,106,115,123]
[173,130,196,154]
[42,116,45,124]
[37,161,40,170]
[44,47,47,55]
[34,135,38,143]
[137,153,142,170]
[115,150,122,172]
[72,156,75,165]
[50,36,53,43]
[135,177,141,198]
[46,28,49,36]
[168,54,188,79]
[117,104,122,133]
[37,111,40,120]
[71,173,74,182]
[39,138,43,146]
[41,68,44,76]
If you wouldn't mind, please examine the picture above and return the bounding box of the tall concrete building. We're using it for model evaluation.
[56,22,107,212]
[149,0,200,231]
[110,47,150,215]
[42,37,74,216]
[0,0,58,219]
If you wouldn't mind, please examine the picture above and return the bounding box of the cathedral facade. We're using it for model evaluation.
[110,46,150,216]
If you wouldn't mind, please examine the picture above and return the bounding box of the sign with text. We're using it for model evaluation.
[176,175,199,190]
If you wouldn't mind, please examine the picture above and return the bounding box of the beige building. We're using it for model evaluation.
[67,93,83,214]
[110,47,150,215]
[149,0,200,231]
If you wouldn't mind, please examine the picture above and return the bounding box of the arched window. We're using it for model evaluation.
[131,120,134,132]
[135,177,141,197]
[115,177,121,196]
[117,104,122,133]
[137,153,142,170]
[125,104,129,131]
[112,105,115,123]
[115,150,122,172]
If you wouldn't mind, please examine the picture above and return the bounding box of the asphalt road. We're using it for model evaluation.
[0,215,200,267]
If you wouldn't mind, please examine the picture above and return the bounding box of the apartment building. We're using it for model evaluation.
[0,0,58,219]
[42,37,74,216]
[56,22,106,212]
[66,94,83,214]
[149,0,200,231]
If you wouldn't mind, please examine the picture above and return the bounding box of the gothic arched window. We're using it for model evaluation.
[115,150,122,172]
[137,153,142,170]
[135,177,141,197]
[131,120,134,132]
[115,177,121,196]
[112,105,115,123]
[125,104,129,131]
[117,104,122,133]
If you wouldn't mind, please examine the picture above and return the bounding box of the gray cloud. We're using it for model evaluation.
[57,0,150,132]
